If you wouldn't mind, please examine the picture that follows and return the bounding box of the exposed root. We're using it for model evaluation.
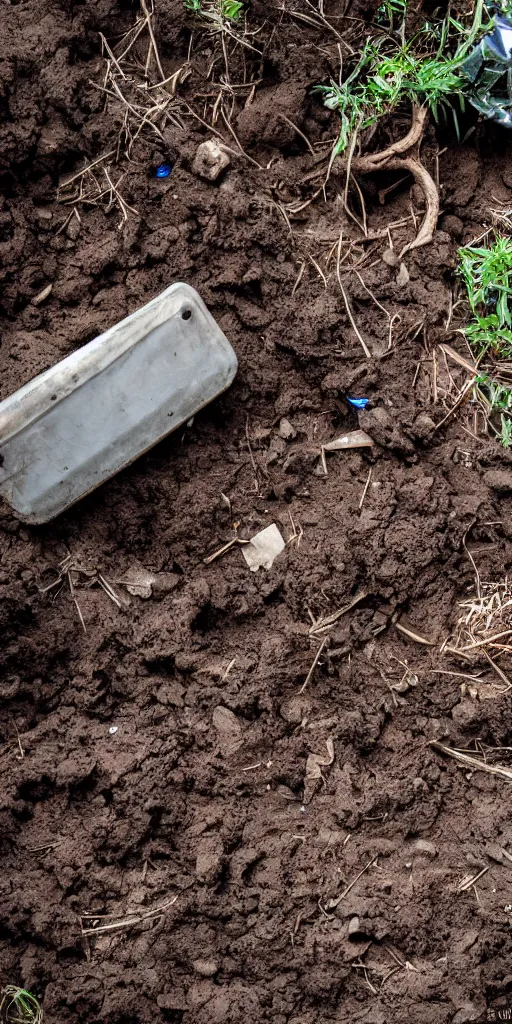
[337,104,439,253]
[359,105,428,168]
[380,156,439,253]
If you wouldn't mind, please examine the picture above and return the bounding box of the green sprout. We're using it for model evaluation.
[458,235,512,446]
[0,988,43,1024]
[184,0,243,22]
[314,0,487,156]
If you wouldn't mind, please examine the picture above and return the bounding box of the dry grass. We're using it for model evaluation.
[39,553,124,633]
[80,894,178,937]
[455,580,512,656]
[0,988,43,1024]
[57,2,189,225]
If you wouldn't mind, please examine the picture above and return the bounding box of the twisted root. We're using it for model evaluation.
[337,105,440,253]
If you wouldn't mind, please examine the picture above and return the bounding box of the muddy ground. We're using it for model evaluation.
[2,0,512,1021]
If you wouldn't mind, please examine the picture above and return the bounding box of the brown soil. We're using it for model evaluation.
[2,1,512,1022]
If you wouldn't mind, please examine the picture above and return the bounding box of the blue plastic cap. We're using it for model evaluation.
[155,163,172,179]
[347,397,369,409]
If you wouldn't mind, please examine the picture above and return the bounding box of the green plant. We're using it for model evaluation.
[314,0,487,155]
[314,40,466,155]
[184,0,243,22]
[458,235,512,445]
[377,0,406,30]
[0,987,43,1024]
[459,235,512,357]
[221,0,243,19]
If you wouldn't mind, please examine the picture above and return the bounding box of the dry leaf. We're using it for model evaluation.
[323,430,373,452]
[438,343,478,376]
[303,737,335,804]
[117,567,157,598]
[396,263,410,287]
[278,417,296,440]
[242,524,285,572]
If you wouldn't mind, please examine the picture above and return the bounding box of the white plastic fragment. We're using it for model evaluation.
[242,523,285,572]
[109,726,118,735]
[323,429,373,451]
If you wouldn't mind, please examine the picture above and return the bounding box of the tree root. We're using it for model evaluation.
[351,154,439,253]
[337,104,440,253]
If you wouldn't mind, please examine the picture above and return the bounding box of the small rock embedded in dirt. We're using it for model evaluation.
[413,839,437,858]
[212,705,243,752]
[66,216,80,241]
[280,694,311,724]
[347,916,361,937]
[411,412,435,439]
[483,468,512,495]
[452,1001,486,1023]
[454,929,480,954]
[396,263,409,287]
[152,572,179,594]
[193,959,218,977]
[382,248,400,267]
[195,836,224,884]
[359,406,393,446]
[441,214,463,240]
[359,406,415,455]
[278,417,296,440]
[192,140,230,182]
[452,700,481,729]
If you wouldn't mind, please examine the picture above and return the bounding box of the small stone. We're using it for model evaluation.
[382,248,400,267]
[195,836,224,884]
[454,929,479,954]
[359,406,393,446]
[347,916,360,937]
[212,706,243,752]
[413,839,437,858]
[452,1002,485,1023]
[66,217,81,240]
[152,572,179,594]
[452,700,480,729]
[192,140,231,182]
[280,694,311,724]
[193,959,218,977]
[483,469,512,495]
[411,412,435,439]
[278,417,296,440]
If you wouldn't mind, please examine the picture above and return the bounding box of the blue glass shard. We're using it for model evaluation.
[155,163,172,178]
